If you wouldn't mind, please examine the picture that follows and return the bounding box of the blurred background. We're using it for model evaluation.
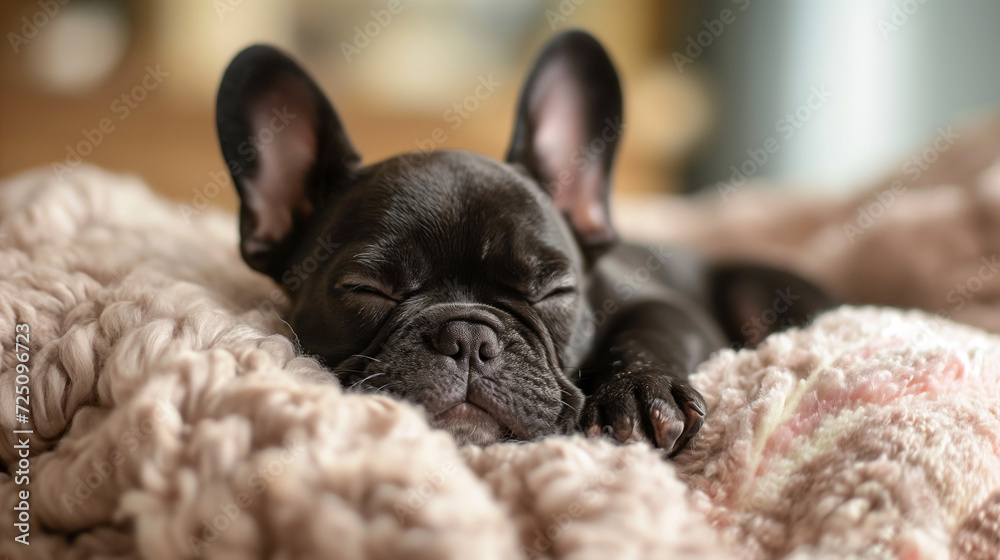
[2,0,1000,212]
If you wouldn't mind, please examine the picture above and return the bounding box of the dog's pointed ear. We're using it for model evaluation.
[216,45,360,279]
[506,30,623,255]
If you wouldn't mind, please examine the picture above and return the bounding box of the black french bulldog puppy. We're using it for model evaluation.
[215,31,833,455]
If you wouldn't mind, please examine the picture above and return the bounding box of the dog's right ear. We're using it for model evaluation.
[216,45,360,279]
[506,30,623,259]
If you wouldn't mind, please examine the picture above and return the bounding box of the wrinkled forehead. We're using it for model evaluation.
[322,151,580,289]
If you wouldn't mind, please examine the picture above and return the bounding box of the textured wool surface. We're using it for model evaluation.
[0,166,998,559]
[681,310,1000,559]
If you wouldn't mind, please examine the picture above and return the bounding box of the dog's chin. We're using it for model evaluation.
[431,402,510,446]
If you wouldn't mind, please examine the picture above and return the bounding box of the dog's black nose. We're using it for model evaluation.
[433,320,500,370]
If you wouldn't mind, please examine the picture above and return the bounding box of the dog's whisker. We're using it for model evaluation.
[349,372,388,390]
[278,317,301,346]
[334,368,373,375]
[563,402,580,415]
[350,354,382,363]
[371,380,398,395]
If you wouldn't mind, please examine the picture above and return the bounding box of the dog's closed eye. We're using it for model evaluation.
[531,285,576,305]
[339,283,399,303]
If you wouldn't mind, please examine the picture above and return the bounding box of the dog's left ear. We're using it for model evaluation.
[506,30,623,255]
[216,45,361,280]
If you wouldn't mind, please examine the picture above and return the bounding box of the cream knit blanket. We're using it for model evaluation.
[1,166,998,559]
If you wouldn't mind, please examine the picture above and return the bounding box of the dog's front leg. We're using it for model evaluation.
[579,301,719,456]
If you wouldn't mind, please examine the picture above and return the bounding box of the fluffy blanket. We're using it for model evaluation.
[1,166,999,560]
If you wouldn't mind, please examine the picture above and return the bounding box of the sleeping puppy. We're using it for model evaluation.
[215,31,833,455]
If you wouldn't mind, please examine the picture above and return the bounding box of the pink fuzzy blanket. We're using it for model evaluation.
[684,307,1000,559]
[0,165,998,559]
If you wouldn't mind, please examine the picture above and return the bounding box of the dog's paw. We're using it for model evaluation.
[581,372,706,456]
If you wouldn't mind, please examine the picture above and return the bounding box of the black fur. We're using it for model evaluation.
[215,30,834,452]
